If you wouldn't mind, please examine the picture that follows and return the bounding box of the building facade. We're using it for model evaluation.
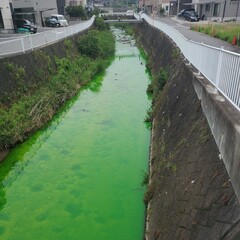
[139,0,193,15]
[169,0,192,15]
[0,0,14,32]
[57,0,66,15]
[192,0,240,21]
[138,0,158,14]
[12,0,59,25]
[66,0,87,7]
[161,0,170,15]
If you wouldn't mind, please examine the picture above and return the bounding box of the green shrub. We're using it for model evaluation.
[191,23,240,44]
[94,17,108,31]
[143,183,155,205]
[65,5,87,19]
[78,30,115,59]
[78,30,100,58]
[0,29,115,150]
[157,67,168,90]
[141,171,149,186]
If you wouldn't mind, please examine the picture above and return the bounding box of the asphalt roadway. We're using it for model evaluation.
[1,16,240,54]
[0,20,81,42]
[154,16,240,54]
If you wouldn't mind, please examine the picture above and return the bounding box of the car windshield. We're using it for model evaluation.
[25,20,31,25]
[190,12,198,16]
[58,16,64,20]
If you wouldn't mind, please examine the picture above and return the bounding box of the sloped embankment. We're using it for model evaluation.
[0,21,114,155]
[134,22,240,239]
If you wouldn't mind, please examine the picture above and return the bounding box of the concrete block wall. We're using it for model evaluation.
[191,70,240,203]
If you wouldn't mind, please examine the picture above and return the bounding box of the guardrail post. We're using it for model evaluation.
[44,32,48,45]
[216,46,224,88]
[198,42,204,75]
[30,35,33,51]
[21,37,25,54]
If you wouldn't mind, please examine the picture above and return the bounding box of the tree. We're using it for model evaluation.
[78,30,100,58]
[65,5,87,19]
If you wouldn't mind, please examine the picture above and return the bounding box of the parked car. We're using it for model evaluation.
[183,11,200,22]
[50,14,68,27]
[14,19,37,33]
[44,17,60,27]
[177,8,195,18]
[126,10,134,16]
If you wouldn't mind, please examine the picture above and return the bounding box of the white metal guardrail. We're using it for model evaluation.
[139,13,240,111]
[0,16,95,58]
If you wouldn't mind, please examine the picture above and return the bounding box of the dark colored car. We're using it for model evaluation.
[44,17,60,27]
[183,11,200,22]
[14,19,37,33]
[177,8,195,18]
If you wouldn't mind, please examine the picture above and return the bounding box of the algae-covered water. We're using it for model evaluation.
[0,28,150,240]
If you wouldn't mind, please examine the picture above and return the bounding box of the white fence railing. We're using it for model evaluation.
[139,13,240,111]
[0,16,95,58]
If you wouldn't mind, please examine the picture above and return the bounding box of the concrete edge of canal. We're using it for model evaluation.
[134,20,240,240]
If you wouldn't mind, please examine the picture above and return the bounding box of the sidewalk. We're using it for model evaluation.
[155,16,240,54]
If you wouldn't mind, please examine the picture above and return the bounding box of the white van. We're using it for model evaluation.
[51,14,68,27]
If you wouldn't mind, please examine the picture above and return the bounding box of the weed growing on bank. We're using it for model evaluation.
[141,170,149,186]
[191,23,240,45]
[0,22,115,151]
[112,23,135,36]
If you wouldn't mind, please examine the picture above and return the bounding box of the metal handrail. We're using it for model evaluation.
[0,16,95,58]
[140,13,240,111]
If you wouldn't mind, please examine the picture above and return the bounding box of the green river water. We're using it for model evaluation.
[0,28,150,240]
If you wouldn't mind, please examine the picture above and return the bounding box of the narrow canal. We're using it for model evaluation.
[0,28,150,239]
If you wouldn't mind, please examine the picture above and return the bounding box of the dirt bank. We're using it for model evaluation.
[134,21,240,240]
[0,23,115,157]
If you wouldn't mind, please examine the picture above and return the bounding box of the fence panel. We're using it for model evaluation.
[44,31,58,44]
[31,33,46,48]
[218,51,240,108]
[0,16,95,58]
[56,31,65,41]
[21,36,33,52]
[0,38,23,56]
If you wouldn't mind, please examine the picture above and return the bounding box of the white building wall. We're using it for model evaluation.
[0,0,14,30]
[12,0,34,9]
[162,3,170,15]
[33,0,58,20]
[12,0,58,25]
[67,0,87,7]
[192,0,240,21]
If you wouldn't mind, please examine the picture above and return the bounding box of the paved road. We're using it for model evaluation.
[154,16,240,54]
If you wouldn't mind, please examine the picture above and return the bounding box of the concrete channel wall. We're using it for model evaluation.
[192,71,240,203]
[1,17,240,238]
[142,16,240,204]
[134,20,240,239]
[0,28,88,97]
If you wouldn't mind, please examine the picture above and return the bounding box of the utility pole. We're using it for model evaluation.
[222,0,226,20]
[177,0,180,15]
[236,0,240,21]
